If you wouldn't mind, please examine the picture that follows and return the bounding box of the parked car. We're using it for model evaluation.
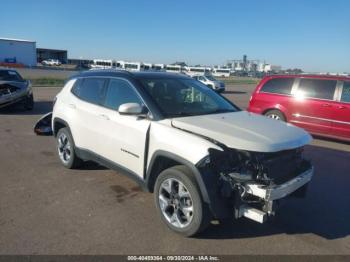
[0,69,34,110]
[42,59,61,66]
[248,74,350,142]
[193,74,225,92]
[39,70,313,236]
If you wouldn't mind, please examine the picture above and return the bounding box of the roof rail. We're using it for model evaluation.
[87,67,134,75]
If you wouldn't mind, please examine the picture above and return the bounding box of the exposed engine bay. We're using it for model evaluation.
[0,83,20,96]
[198,146,313,223]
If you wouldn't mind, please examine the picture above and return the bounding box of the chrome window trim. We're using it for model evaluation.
[291,78,299,95]
[334,81,342,101]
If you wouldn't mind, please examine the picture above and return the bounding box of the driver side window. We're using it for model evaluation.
[103,79,142,110]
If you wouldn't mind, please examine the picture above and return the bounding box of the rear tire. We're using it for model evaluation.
[56,127,82,169]
[154,165,211,237]
[23,94,34,110]
[264,109,286,122]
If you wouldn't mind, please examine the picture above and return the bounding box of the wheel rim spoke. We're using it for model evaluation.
[170,211,182,228]
[180,205,193,221]
[178,183,190,198]
[162,178,173,195]
[159,194,171,211]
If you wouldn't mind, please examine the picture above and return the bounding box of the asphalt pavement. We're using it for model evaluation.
[0,85,349,255]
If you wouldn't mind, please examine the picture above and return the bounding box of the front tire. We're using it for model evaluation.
[154,165,211,237]
[264,109,286,121]
[23,94,34,110]
[56,127,82,169]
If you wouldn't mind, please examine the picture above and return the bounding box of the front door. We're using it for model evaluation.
[98,78,151,178]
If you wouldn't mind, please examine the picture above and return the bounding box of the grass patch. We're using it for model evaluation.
[217,77,260,85]
[30,78,65,86]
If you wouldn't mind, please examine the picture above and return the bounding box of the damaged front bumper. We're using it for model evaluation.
[0,88,30,108]
[245,167,313,201]
[236,167,313,223]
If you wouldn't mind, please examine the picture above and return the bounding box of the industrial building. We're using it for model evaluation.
[0,38,37,66]
[226,55,282,75]
[37,48,68,64]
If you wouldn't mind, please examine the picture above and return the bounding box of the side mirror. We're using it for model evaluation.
[118,103,145,115]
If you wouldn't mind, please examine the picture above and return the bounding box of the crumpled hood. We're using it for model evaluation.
[171,111,312,152]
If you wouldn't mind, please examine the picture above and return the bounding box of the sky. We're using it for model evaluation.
[0,0,349,72]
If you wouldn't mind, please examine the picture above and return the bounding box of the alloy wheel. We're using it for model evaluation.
[158,178,194,228]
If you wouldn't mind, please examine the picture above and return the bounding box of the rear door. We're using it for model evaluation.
[289,78,337,135]
[331,81,350,139]
[69,77,108,154]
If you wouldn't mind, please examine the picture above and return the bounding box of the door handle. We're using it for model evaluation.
[321,103,331,107]
[338,105,347,109]
[68,103,76,109]
[99,114,110,120]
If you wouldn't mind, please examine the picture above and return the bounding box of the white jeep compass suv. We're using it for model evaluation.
[50,70,313,236]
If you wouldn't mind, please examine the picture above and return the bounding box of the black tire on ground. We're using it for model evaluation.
[154,165,211,237]
[264,109,286,122]
[56,127,83,169]
[206,84,214,90]
[23,94,34,110]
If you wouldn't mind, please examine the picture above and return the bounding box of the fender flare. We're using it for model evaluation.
[52,117,70,136]
[146,150,210,203]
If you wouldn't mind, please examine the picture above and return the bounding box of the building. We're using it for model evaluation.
[263,64,282,73]
[0,38,37,66]
[37,48,68,64]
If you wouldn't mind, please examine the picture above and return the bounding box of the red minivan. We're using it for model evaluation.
[248,74,350,141]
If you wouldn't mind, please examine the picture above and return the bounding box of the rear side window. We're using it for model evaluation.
[72,78,106,105]
[260,78,294,95]
[297,79,336,100]
[341,82,350,103]
[103,79,142,110]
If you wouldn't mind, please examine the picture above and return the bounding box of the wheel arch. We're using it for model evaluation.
[53,117,70,137]
[262,107,288,121]
[146,150,210,203]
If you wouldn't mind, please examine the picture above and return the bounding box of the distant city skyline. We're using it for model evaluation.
[0,0,349,73]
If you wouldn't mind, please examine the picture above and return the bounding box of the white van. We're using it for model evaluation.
[124,61,141,72]
[165,65,183,73]
[184,66,211,77]
[141,63,152,71]
[212,68,231,77]
[152,64,165,71]
[90,59,114,69]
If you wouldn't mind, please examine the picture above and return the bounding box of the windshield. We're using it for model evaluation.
[140,78,238,118]
[0,70,23,81]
